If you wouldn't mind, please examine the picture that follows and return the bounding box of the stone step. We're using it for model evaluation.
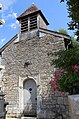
[21,117,36,119]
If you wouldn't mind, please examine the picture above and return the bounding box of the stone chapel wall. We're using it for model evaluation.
[1,34,70,119]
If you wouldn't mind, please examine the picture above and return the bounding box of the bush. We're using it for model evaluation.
[49,39,79,95]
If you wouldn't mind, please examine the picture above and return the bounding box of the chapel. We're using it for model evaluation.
[0,4,70,119]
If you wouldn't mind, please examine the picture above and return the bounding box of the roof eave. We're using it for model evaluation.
[17,10,49,25]
[0,34,18,53]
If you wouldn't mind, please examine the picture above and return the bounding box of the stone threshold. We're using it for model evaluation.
[6,117,37,119]
[21,117,36,119]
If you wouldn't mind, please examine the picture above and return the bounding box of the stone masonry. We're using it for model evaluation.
[0,3,71,119]
[1,34,70,119]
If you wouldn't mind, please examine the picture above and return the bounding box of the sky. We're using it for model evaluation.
[0,0,74,48]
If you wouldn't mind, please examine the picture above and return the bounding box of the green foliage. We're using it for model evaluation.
[50,40,79,94]
[60,0,79,37]
[58,28,68,35]
[52,45,79,70]
[57,69,79,94]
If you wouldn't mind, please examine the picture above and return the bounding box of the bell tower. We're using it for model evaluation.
[17,3,49,40]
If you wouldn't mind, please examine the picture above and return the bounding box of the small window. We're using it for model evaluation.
[29,88,32,93]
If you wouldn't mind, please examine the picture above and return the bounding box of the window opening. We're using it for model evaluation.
[21,14,37,33]
[30,15,37,30]
[21,17,28,33]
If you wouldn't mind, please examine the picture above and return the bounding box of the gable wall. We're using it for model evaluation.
[1,34,70,119]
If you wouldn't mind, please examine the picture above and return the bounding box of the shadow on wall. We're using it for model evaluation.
[23,103,37,117]
[40,84,70,119]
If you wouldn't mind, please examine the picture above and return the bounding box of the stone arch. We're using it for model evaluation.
[19,74,40,116]
[23,78,37,116]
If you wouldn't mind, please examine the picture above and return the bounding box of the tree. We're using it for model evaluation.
[58,28,68,35]
[60,0,79,40]
[49,40,79,94]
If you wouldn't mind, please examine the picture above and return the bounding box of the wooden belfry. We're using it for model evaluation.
[17,3,49,34]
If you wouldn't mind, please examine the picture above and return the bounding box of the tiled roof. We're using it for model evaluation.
[17,4,49,25]
[17,4,39,19]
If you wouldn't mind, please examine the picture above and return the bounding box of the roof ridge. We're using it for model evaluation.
[17,4,39,20]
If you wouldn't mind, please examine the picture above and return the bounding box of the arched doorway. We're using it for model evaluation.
[23,78,37,116]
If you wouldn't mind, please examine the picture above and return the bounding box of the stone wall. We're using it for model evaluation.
[1,34,70,119]
[68,95,79,119]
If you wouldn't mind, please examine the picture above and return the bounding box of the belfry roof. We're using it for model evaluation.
[17,4,39,19]
[17,3,49,25]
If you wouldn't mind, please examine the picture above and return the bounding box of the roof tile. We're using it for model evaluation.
[17,4,39,19]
